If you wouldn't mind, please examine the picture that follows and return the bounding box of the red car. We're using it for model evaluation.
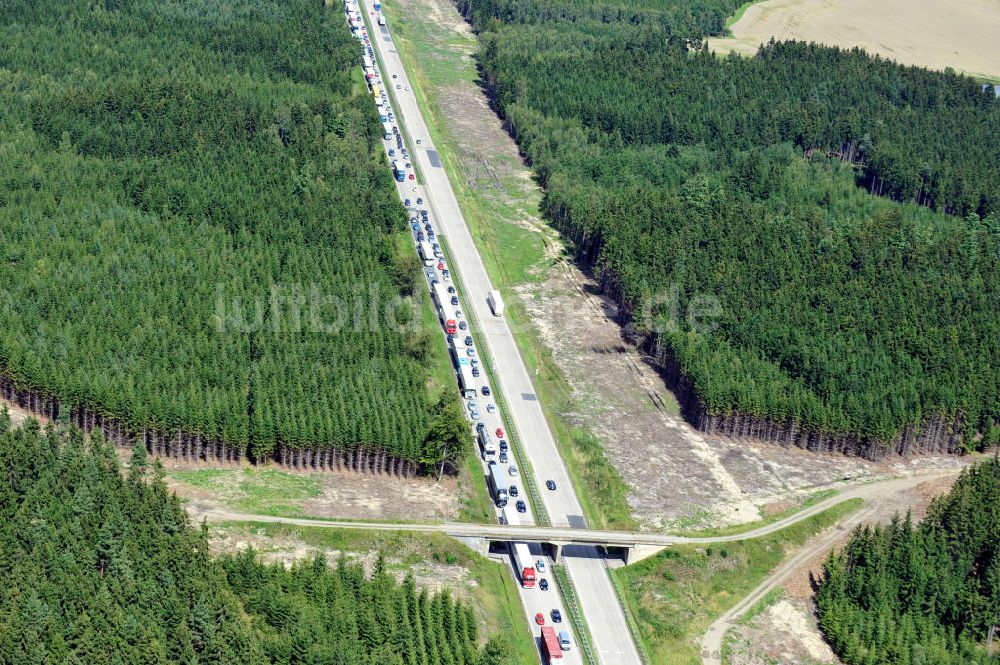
[408,173,415,180]
[438,262,446,271]
[496,427,504,438]
[535,613,545,625]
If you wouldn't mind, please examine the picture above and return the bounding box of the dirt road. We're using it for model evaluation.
[698,469,962,664]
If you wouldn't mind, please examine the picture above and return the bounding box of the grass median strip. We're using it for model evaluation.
[552,564,599,665]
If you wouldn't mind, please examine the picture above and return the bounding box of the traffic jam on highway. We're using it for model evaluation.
[342,1,574,661]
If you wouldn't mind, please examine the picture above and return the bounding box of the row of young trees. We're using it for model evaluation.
[459,0,999,450]
[815,457,1000,664]
[0,0,465,467]
[0,413,510,664]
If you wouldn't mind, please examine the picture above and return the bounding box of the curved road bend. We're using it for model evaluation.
[698,469,961,665]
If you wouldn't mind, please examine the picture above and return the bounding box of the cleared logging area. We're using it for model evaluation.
[457,0,1000,457]
[0,0,458,472]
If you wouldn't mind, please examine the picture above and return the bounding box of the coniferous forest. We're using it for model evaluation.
[0,413,507,664]
[458,0,999,455]
[816,457,1000,664]
[0,0,458,468]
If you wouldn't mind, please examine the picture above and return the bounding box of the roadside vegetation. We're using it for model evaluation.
[673,489,838,538]
[457,0,999,455]
[613,499,862,664]
[0,0,468,471]
[384,0,636,530]
[0,416,511,664]
[210,522,538,664]
[816,458,1000,665]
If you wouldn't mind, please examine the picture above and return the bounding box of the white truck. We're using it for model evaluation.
[487,289,504,317]
[511,542,536,588]
[478,428,497,460]
[458,361,476,399]
[419,241,435,267]
[377,14,386,26]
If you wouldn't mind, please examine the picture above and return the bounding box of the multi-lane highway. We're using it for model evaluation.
[350,2,643,663]
[345,3,586,662]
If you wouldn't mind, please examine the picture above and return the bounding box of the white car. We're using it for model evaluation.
[508,465,518,477]
[536,559,546,572]
[486,403,496,414]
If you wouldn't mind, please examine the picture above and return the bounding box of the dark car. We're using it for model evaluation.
[459,321,468,331]
[476,422,485,433]
[450,296,459,306]
[551,609,562,623]
[471,367,480,378]
[499,439,508,451]
[404,198,411,207]
[539,578,549,591]
[447,286,456,294]
[546,480,557,491]
[481,386,491,396]
[416,232,425,242]
[416,197,423,205]
[509,484,518,497]
[516,500,527,513]
[464,336,474,346]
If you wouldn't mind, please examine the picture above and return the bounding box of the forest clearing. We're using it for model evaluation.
[709,0,1000,81]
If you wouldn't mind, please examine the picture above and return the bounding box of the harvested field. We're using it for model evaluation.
[709,0,1000,81]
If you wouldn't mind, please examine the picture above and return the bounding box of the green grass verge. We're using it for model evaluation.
[384,0,636,531]
[170,468,321,517]
[214,522,537,662]
[613,499,863,665]
[673,489,838,538]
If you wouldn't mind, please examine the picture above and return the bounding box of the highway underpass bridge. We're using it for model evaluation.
[442,523,671,565]
[192,506,683,565]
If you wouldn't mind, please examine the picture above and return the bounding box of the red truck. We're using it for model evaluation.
[511,542,536,588]
[540,626,563,663]
[445,319,456,334]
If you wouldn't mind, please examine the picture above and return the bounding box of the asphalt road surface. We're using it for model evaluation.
[351,2,642,663]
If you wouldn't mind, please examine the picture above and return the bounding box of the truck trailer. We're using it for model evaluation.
[487,289,504,316]
[477,428,497,460]
[487,462,508,507]
[458,363,476,399]
[392,160,406,182]
[540,627,563,662]
[511,542,536,588]
[419,241,435,266]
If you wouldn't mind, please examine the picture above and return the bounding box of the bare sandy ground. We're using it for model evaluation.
[709,0,1000,81]
[721,473,961,665]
